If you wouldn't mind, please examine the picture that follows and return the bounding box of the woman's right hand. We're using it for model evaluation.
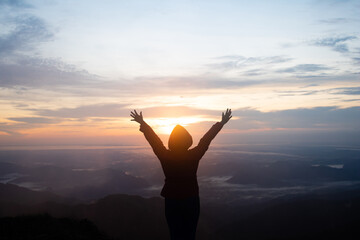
[130,110,144,124]
[221,108,232,125]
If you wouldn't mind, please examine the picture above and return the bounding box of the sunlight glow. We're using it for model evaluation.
[147,116,217,135]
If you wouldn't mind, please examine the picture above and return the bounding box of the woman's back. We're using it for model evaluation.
[158,149,202,198]
[140,121,224,198]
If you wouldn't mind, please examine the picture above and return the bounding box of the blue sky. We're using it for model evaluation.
[0,0,359,147]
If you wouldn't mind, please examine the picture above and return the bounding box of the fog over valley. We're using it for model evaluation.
[1,144,360,204]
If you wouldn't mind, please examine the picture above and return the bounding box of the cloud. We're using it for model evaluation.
[276,86,360,97]
[242,69,265,76]
[275,90,320,97]
[163,77,261,89]
[277,64,331,73]
[0,15,53,55]
[114,75,268,93]
[34,103,360,133]
[8,117,57,124]
[35,104,220,120]
[31,104,360,136]
[36,104,130,119]
[108,71,359,95]
[0,119,50,136]
[301,84,319,88]
[0,56,99,87]
[2,105,359,145]
[318,18,348,24]
[0,123,22,136]
[208,55,292,71]
[0,0,31,8]
[0,5,98,89]
[0,5,100,89]
[332,87,360,95]
[353,57,360,64]
[313,36,357,53]
[0,11,97,88]
[231,106,360,130]
[342,99,360,102]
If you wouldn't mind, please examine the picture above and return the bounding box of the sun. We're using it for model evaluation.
[147,116,215,135]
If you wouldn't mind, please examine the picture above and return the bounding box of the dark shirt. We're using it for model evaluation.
[140,122,223,199]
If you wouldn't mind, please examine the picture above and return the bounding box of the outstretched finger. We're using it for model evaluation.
[134,109,138,115]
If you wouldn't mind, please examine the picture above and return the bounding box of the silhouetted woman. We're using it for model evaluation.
[131,109,232,240]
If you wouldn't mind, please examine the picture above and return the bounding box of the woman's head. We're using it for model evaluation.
[168,125,193,151]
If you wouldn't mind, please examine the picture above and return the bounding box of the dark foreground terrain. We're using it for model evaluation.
[1,183,360,240]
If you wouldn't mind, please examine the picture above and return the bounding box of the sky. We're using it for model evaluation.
[0,0,359,148]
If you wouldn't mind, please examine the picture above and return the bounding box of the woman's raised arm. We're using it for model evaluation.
[131,110,167,158]
[194,109,232,156]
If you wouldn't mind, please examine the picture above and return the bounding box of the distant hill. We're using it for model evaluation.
[0,184,169,239]
[0,162,26,175]
[0,183,70,205]
[0,161,150,201]
[216,188,360,240]
[228,160,360,187]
